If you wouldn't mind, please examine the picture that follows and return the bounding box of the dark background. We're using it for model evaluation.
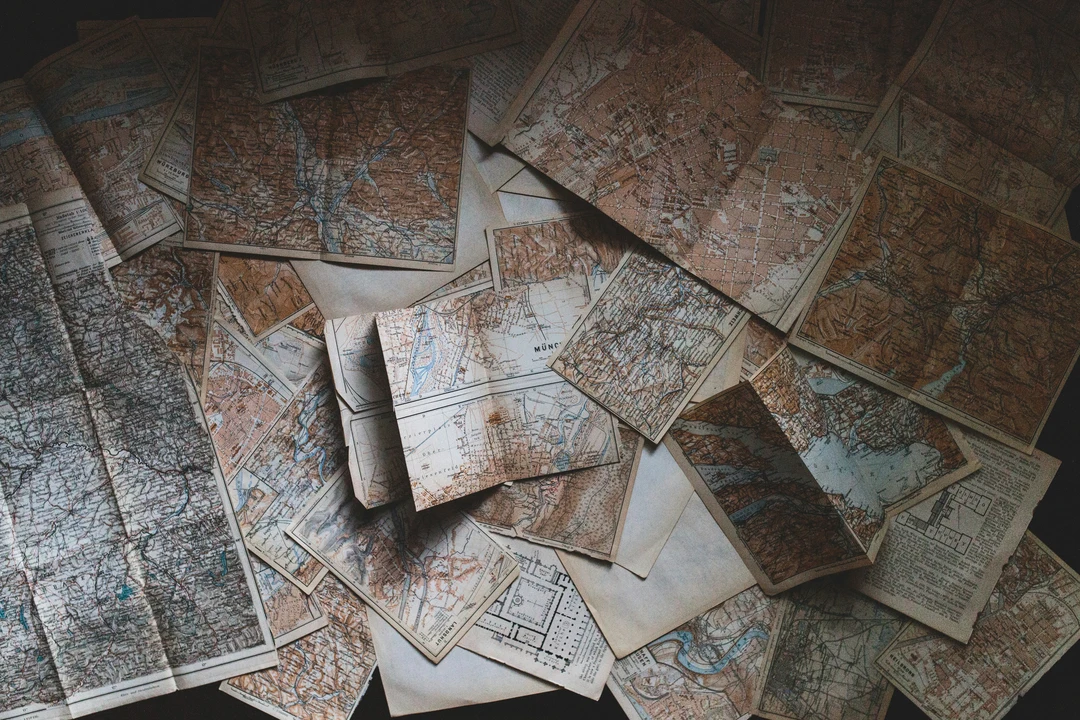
[3,2,1077,718]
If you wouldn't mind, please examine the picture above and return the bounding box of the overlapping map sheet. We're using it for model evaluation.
[185,42,467,269]
[287,471,520,662]
[502,0,871,328]
[458,537,616,698]
[0,199,276,718]
[608,585,781,720]
[792,156,1080,452]
[644,0,763,76]
[550,251,748,442]
[376,281,622,510]
[465,426,643,562]
[221,575,378,720]
[75,17,212,88]
[754,581,904,720]
[876,532,1080,720]
[667,345,978,593]
[241,0,520,102]
[217,255,316,340]
[250,556,327,647]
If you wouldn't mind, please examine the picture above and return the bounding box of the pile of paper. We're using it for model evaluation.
[1,1,1078,719]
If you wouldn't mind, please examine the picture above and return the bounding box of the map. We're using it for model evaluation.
[221,575,378,720]
[550,251,748,442]
[876,533,1080,720]
[0,201,276,717]
[0,79,117,265]
[756,580,904,720]
[793,156,1080,452]
[287,471,520,662]
[894,484,992,555]
[458,537,616,699]
[465,426,643,561]
[608,585,781,720]
[763,0,939,110]
[377,281,622,510]
[342,403,410,508]
[217,255,316,339]
[23,18,182,258]
[325,314,392,413]
[417,259,494,302]
[232,362,346,593]
[503,0,871,327]
[741,316,786,378]
[76,17,212,89]
[242,0,520,101]
[186,43,467,268]
[250,555,327,647]
[110,240,216,397]
[204,319,296,479]
[256,323,327,384]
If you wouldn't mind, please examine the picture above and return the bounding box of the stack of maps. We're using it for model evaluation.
[1,1,1079,720]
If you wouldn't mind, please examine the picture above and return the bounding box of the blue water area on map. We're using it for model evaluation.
[116,584,134,601]
[0,108,51,149]
[39,58,170,132]
[652,627,769,674]
[408,312,437,398]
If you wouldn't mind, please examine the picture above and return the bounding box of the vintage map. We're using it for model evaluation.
[250,555,327,647]
[550,251,748,442]
[217,255,316,339]
[465,426,643,561]
[762,0,939,110]
[75,17,212,88]
[756,581,904,720]
[23,18,182,259]
[256,321,327,384]
[793,156,1080,452]
[377,280,622,510]
[232,363,345,592]
[186,43,467,268]
[222,575,377,720]
[242,0,520,101]
[0,201,276,717]
[110,240,216,396]
[417,259,494,302]
[876,533,1080,720]
[342,403,410,508]
[458,537,615,698]
[287,471,520,662]
[204,319,297,479]
[503,0,871,327]
[608,585,781,720]
[325,314,392,413]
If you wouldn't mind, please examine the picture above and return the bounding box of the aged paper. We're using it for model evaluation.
[550,251,748,442]
[559,494,756,658]
[231,363,345,593]
[23,19,182,259]
[204,318,297,479]
[250,556,328,647]
[608,585,781,720]
[668,345,978,593]
[287,471,520,662]
[242,0,520,102]
[498,165,574,200]
[792,156,1080,452]
[221,575,377,720]
[852,434,1059,642]
[368,612,556,717]
[376,280,622,510]
[75,17,213,87]
[645,0,764,76]
[0,199,276,718]
[464,426,643,562]
[216,255,316,340]
[255,323,327,384]
[458,537,616,698]
[502,0,872,328]
[876,532,1080,720]
[754,580,904,720]
[417,260,494,302]
[186,43,466,269]
[0,79,118,266]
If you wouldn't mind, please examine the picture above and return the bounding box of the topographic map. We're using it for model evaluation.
[110,240,216,396]
[232,362,346,592]
[465,426,643,561]
[222,575,377,720]
[0,202,275,717]
[377,280,622,510]
[608,585,781,720]
[287,472,520,662]
[23,18,182,258]
[793,157,1080,452]
[503,0,871,327]
[459,537,616,698]
[186,43,467,268]
[876,532,1080,720]
[204,319,296,479]
[0,80,117,265]
[550,251,748,442]
[756,581,904,720]
[250,555,327,647]
[217,255,316,339]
